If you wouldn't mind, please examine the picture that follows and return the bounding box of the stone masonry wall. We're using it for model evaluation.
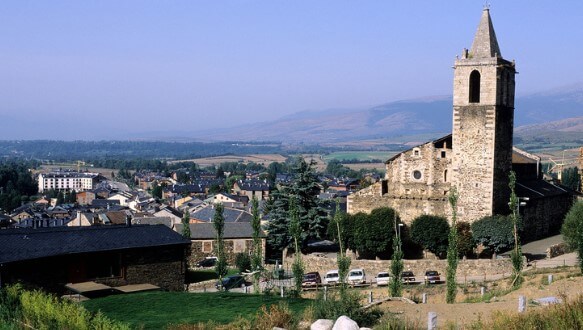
[98,246,186,291]
[285,254,513,282]
[347,184,449,224]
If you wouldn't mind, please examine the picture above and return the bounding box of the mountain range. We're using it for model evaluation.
[192,84,583,144]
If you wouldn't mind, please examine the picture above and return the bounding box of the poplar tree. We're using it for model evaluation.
[509,171,524,287]
[389,212,403,297]
[446,187,459,303]
[250,196,263,293]
[181,210,191,239]
[289,195,304,297]
[213,203,228,289]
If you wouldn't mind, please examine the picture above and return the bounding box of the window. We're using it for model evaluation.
[469,70,481,103]
[441,151,446,158]
[444,170,448,182]
[413,148,420,157]
[233,239,246,253]
[413,170,422,180]
[203,241,213,253]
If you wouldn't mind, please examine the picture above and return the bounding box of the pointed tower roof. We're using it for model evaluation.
[469,8,501,58]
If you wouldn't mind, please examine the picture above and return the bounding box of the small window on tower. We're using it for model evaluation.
[413,170,422,180]
[441,151,446,158]
[469,70,481,103]
[413,148,420,157]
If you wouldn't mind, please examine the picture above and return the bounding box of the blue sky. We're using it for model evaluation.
[1,1,582,139]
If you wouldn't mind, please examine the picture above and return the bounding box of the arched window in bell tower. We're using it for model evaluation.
[469,70,481,103]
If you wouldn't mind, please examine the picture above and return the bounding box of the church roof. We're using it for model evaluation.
[470,8,502,58]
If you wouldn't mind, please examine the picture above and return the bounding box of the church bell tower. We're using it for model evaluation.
[452,8,516,222]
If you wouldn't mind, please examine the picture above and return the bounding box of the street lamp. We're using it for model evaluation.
[397,223,404,252]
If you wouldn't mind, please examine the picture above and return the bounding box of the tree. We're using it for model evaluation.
[410,215,450,258]
[508,171,524,287]
[265,157,326,255]
[56,191,65,205]
[250,196,263,293]
[290,157,327,242]
[332,199,351,293]
[151,182,163,199]
[471,215,514,255]
[389,212,404,297]
[354,207,395,259]
[265,188,291,254]
[213,203,228,289]
[289,195,304,297]
[181,210,191,239]
[562,201,583,273]
[446,187,459,303]
[562,167,581,192]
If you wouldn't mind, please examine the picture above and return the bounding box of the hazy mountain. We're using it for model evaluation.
[191,84,583,143]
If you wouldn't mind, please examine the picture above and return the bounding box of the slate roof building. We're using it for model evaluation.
[190,205,252,223]
[0,225,190,294]
[175,222,266,266]
[348,9,576,241]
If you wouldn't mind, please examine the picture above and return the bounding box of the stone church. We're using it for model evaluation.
[347,9,574,240]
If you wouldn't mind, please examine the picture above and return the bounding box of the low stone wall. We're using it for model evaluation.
[547,243,572,259]
[285,254,513,281]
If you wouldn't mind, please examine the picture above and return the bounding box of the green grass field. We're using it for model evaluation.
[82,291,312,329]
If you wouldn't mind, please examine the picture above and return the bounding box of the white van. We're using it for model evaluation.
[324,270,340,284]
[347,268,366,285]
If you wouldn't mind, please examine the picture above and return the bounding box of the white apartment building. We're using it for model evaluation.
[38,172,100,193]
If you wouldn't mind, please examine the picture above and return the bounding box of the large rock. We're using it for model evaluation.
[332,316,359,330]
[311,319,334,330]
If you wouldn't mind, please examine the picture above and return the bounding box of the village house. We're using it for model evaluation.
[175,222,265,266]
[232,179,272,201]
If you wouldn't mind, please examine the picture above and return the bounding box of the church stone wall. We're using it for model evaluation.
[347,183,449,225]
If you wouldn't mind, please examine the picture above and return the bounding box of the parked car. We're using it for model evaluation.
[302,272,322,287]
[347,268,366,285]
[375,272,391,286]
[195,257,217,268]
[424,270,441,284]
[401,271,416,284]
[215,275,249,290]
[324,270,340,285]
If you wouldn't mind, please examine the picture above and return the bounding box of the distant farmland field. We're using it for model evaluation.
[323,151,398,162]
[170,154,288,167]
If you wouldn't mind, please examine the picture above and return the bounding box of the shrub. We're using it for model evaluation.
[353,207,395,259]
[561,201,583,272]
[471,215,514,255]
[0,285,129,330]
[410,215,450,258]
[312,291,382,327]
[456,221,476,258]
[234,253,252,273]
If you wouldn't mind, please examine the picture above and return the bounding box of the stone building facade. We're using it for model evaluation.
[348,9,575,234]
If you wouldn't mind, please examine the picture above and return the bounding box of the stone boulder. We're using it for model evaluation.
[332,316,359,330]
[310,319,334,330]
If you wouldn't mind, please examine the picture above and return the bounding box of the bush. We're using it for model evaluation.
[0,284,129,330]
[234,253,252,273]
[457,221,476,258]
[561,201,583,272]
[353,207,395,259]
[471,215,514,255]
[410,215,450,258]
[312,291,382,327]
